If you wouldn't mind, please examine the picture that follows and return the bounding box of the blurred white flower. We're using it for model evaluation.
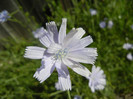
[0,10,10,23]
[32,27,45,38]
[74,95,81,99]
[88,65,106,93]
[24,18,97,91]
[99,21,106,28]
[127,53,133,61]
[89,9,97,16]
[104,17,108,21]
[131,24,133,30]
[118,15,122,19]
[123,43,133,50]
[108,20,113,29]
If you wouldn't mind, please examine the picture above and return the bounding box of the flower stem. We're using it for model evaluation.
[49,90,64,97]
[91,18,95,34]
[8,18,25,27]
[10,9,19,16]
[67,90,71,99]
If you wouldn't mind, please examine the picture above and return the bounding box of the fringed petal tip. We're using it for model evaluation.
[32,27,47,39]
[33,71,43,83]
[33,71,49,83]
[91,48,98,64]
[62,18,67,22]
[58,76,72,91]
[55,81,71,91]
[90,48,98,56]
[24,46,45,59]
[33,57,55,83]
[88,35,93,44]
[76,28,85,34]
[46,21,56,26]
[55,61,72,91]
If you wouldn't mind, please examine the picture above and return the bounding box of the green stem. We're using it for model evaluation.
[9,9,19,16]
[8,18,32,33]
[76,88,80,95]
[67,90,71,99]
[8,18,25,27]
[49,90,64,97]
[91,18,95,34]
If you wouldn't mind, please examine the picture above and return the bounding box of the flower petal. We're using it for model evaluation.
[70,48,97,56]
[32,27,53,47]
[46,21,59,43]
[24,46,45,59]
[63,28,85,48]
[62,58,74,66]
[32,27,46,38]
[58,18,67,44]
[90,85,95,93]
[55,82,63,90]
[55,61,71,91]
[47,43,62,54]
[63,28,77,43]
[67,48,97,64]
[33,56,55,83]
[69,36,93,52]
[39,32,54,47]
[70,63,91,78]
[98,79,106,85]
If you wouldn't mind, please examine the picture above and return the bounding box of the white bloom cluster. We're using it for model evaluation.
[90,9,97,16]
[99,20,113,29]
[24,18,106,92]
[99,21,106,28]
[108,20,113,29]
[0,10,10,23]
[123,43,133,50]
[74,95,81,99]
[123,43,133,61]
[127,53,133,61]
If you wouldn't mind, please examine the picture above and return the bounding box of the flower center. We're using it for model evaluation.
[55,49,68,60]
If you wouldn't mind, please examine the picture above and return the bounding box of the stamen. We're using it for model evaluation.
[55,48,68,60]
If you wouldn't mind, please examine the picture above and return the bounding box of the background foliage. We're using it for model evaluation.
[0,0,133,99]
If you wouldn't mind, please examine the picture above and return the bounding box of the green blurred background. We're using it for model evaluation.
[0,0,133,99]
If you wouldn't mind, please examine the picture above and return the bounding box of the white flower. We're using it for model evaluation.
[131,24,133,30]
[74,95,81,99]
[88,65,106,93]
[89,9,97,16]
[108,20,113,29]
[0,10,10,23]
[99,21,106,28]
[127,53,133,61]
[24,18,97,91]
[123,43,133,50]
